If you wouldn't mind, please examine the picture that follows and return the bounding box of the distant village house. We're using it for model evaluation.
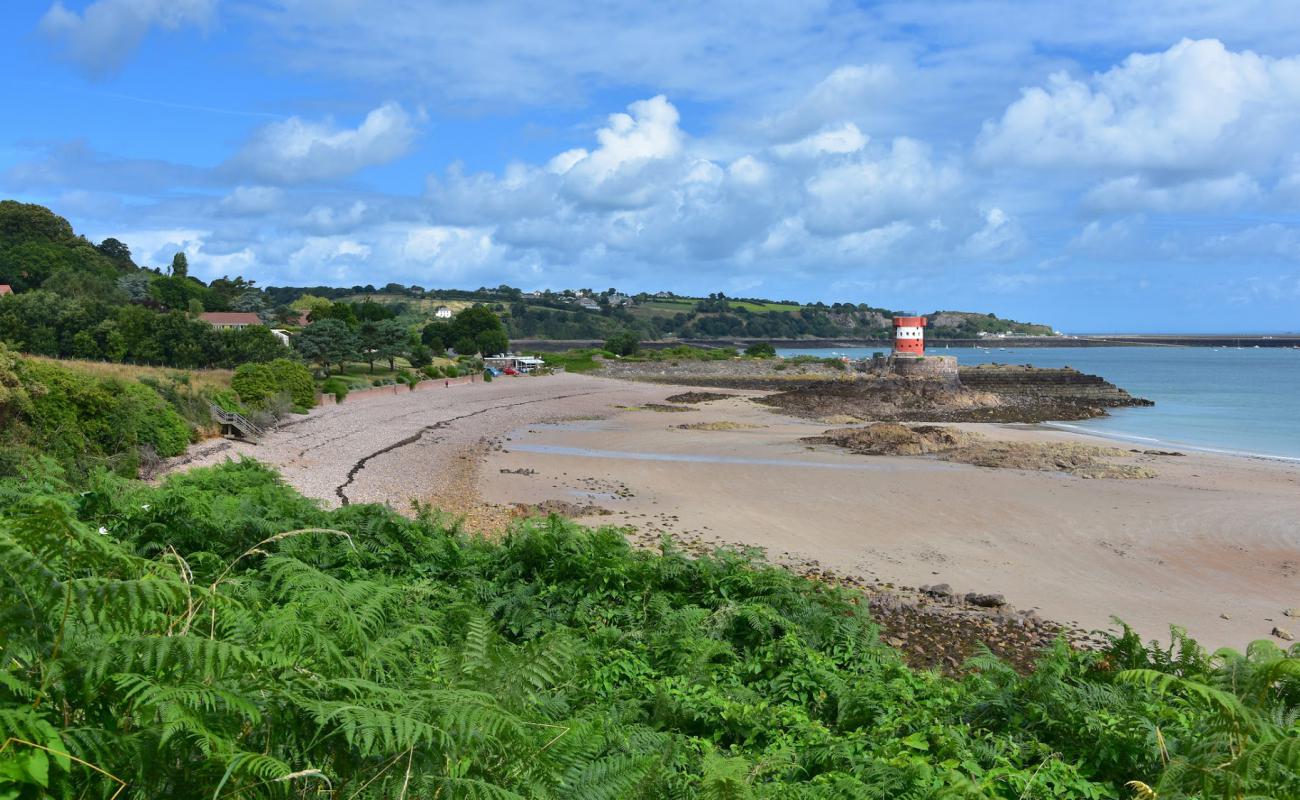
[434,305,453,319]
[0,284,13,297]
[199,311,263,330]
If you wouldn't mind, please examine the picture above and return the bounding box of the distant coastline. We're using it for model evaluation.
[514,334,1300,351]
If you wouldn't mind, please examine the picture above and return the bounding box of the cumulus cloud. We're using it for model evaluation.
[978,39,1300,174]
[39,0,215,76]
[802,138,961,236]
[225,103,420,183]
[424,95,977,272]
[557,95,685,208]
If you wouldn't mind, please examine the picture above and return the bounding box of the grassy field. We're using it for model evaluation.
[534,348,604,372]
[727,300,801,313]
[638,298,698,313]
[24,355,234,392]
[638,297,803,314]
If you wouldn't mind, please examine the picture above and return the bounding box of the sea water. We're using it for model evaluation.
[778,346,1300,462]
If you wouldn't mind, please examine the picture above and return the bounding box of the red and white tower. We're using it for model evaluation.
[893,315,926,356]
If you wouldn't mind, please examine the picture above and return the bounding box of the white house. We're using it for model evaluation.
[434,306,453,319]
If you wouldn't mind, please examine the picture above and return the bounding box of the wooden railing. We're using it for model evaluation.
[209,403,265,440]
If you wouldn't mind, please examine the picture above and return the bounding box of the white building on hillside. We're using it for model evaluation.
[434,306,453,319]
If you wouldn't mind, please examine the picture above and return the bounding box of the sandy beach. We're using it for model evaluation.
[171,371,1300,650]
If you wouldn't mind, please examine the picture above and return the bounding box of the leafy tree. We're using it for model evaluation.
[149,274,209,311]
[475,328,509,357]
[374,319,410,370]
[95,237,135,268]
[604,330,640,356]
[745,342,776,358]
[170,251,189,278]
[294,318,358,375]
[445,304,508,356]
[116,272,152,301]
[407,343,433,368]
[421,320,452,353]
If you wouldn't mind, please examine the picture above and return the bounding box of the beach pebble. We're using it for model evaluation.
[1284,608,1300,618]
[921,583,952,598]
[965,592,1007,608]
[1272,627,1294,641]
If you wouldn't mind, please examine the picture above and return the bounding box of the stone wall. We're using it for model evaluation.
[958,364,1151,407]
[891,355,958,381]
[317,374,478,406]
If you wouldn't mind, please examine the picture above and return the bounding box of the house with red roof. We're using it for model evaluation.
[0,284,13,297]
[199,311,263,330]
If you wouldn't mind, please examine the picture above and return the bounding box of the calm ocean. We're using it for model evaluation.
[778,345,1300,462]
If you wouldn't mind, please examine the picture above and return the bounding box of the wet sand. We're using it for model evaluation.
[170,371,1300,649]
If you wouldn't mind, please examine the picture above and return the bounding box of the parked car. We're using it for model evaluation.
[503,367,519,376]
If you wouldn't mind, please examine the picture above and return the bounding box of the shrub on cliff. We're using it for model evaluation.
[3,355,191,477]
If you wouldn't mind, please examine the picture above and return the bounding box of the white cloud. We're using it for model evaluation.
[802,138,961,236]
[978,39,1300,174]
[1083,173,1261,213]
[961,207,1027,260]
[225,103,420,183]
[219,186,284,215]
[39,0,215,76]
[559,95,684,208]
[757,65,896,141]
[772,123,868,159]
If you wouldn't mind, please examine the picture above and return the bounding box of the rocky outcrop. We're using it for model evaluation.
[803,423,1157,478]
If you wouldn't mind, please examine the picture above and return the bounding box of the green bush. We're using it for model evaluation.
[268,358,316,407]
[232,362,277,406]
[236,359,316,408]
[321,377,348,402]
[744,341,777,358]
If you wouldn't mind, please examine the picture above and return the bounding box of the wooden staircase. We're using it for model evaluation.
[209,403,265,440]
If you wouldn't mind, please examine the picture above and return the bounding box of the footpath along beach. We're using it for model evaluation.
[167,370,1300,655]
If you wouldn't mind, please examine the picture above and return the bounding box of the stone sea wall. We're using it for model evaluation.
[957,364,1152,407]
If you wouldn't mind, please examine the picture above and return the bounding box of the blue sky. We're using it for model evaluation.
[3,1,1300,332]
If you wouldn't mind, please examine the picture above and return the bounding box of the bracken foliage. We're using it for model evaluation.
[0,460,1296,798]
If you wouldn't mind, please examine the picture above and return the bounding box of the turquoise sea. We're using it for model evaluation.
[778,345,1300,462]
